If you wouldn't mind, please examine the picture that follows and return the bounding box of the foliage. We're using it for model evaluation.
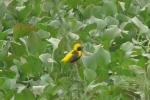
[0,0,150,99]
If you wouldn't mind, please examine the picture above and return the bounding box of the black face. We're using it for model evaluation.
[77,47,82,51]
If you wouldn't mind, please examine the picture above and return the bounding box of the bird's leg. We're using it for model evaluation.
[72,62,82,99]
[74,62,81,81]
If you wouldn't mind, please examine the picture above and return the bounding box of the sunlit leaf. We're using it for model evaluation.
[104,25,122,40]
[39,53,55,64]
[47,37,61,50]
[131,17,149,33]
[68,32,79,40]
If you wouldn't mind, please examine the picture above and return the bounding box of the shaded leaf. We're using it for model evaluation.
[13,23,37,40]
[0,32,7,40]
[84,68,97,82]
[14,89,35,100]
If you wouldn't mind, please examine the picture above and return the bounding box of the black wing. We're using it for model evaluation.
[70,51,80,63]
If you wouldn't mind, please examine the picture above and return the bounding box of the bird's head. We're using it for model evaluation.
[73,43,82,51]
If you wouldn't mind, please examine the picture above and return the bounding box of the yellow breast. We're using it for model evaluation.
[61,50,74,63]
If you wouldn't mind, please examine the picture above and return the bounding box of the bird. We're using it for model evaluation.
[61,43,82,63]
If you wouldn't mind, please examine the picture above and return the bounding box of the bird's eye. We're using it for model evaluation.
[77,47,82,51]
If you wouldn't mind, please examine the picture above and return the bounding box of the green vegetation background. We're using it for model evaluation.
[0,0,150,100]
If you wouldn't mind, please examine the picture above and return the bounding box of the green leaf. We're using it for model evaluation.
[14,89,35,100]
[36,23,58,37]
[4,90,14,100]
[68,32,80,40]
[21,56,43,77]
[129,65,144,75]
[95,46,111,65]
[27,32,47,55]
[0,40,9,60]
[120,42,134,57]
[116,14,129,23]
[82,46,111,69]
[41,85,60,99]
[11,42,27,57]
[120,42,134,52]
[131,17,149,33]
[0,22,4,32]
[32,85,45,96]
[82,55,97,70]
[102,0,117,16]
[88,17,107,30]
[102,25,121,42]
[13,23,37,40]
[65,0,82,8]
[79,23,97,41]
[40,74,54,85]
[36,30,50,39]
[105,16,119,26]
[84,0,101,5]
[47,37,61,50]
[83,5,102,18]
[0,0,6,19]
[0,78,5,86]
[0,70,16,78]
[0,32,7,40]
[124,0,133,9]
[0,40,6,49]
[84,68,97,82]
[32,0,41,16]
[39,53,54,64]
[17,1,32,21]
[0,0,149,99]
[3,79,16,90]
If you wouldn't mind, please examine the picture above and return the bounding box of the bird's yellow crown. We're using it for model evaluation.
[73,43,82,51]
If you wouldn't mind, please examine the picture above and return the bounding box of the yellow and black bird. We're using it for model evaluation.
[61,43,82,63]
